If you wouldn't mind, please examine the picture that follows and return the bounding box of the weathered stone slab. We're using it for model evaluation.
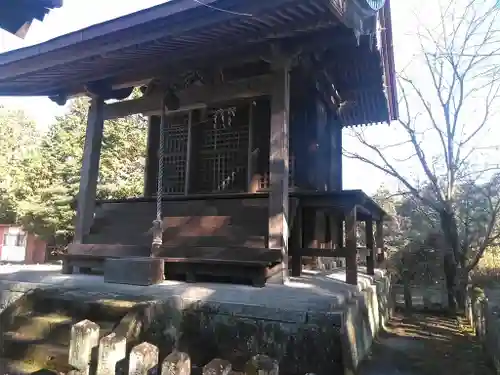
[104,257,164,286]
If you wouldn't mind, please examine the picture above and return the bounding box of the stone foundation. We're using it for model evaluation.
[0,266,392,375]
[467,286,500,371]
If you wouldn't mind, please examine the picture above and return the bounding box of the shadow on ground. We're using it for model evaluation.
[358,312,493,375]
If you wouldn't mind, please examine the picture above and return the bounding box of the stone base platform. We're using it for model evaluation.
[0,265,392,375]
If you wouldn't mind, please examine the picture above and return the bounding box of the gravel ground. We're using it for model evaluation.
[358,312,493,375]
[0,263,62,275]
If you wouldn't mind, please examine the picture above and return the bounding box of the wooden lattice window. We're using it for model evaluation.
[196,104,250,193]
[162,112,190,194]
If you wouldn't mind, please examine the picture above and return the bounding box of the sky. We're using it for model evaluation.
[0,0,497,195]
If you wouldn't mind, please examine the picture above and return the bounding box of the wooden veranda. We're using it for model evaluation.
[0,0,397,286]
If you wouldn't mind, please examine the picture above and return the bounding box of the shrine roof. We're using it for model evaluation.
[0,0,62,38]
[0,0,397,126]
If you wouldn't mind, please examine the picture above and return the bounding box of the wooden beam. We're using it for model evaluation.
[103,74,273,120]
[144,115,161,197]
[268,66,290,283]
[73,96,105,245]
[94,26,353,95]
[345,205,358,285]
[290,247,348,258]
[330,112,342,191]
[366,219,375,275]
[375,220,385,262]
[290,206,303,277]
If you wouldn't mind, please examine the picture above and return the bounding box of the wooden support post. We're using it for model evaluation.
[336,218,344,248]
[74,96,104,244]
[184,111,193,195]
[290,206,303,277]
[345,206,358,285]
[365,219,375,275]
[268,65,291,283]
[144,115,161,197]
[331,116,342,191]
[331,216,344,267]
[376,220,385,262]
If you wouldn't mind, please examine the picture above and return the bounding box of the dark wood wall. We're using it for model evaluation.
[142,72,343,197]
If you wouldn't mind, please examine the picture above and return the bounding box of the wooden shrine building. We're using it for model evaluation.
[0,0,397,286]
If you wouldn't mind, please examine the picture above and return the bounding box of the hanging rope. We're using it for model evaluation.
[151,96,167,254]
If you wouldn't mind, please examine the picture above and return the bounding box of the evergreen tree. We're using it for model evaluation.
[0,106,38,224]
[20,97,147,244]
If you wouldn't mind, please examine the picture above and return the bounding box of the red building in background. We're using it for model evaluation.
[0,224,47,264]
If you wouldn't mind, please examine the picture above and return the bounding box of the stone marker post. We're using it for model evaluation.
[161,351,191,375]
[202,358,232,375]
[69,319,100,375]
[244,354,279,375]
[97,332,127,375]
[129,342,159,375]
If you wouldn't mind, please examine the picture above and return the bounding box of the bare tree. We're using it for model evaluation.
[345,0,500,310]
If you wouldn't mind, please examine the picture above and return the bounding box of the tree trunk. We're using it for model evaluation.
[443,253,458,312]
[455,266,469,310]
[440,209,463,313]
[402,270,413,312]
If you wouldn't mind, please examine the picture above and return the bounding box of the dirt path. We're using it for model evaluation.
[358,312,493,375]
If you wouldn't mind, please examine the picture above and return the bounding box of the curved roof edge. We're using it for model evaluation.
[0,0,62,38]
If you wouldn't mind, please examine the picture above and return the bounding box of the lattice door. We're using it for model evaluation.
[196,104,250,193]
[162,112,190,194]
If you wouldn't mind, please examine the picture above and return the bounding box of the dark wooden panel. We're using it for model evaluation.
[157,246,281,265]
[85,197,268,247]
[68,243,151,257]
[104,257,164,286]
[85,196,299,249]
[165,259,282,287]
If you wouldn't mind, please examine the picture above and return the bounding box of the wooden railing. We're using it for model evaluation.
[68,319,286,375]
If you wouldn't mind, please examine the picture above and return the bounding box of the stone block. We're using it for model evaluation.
[244,354,279,375]
[202,358,232,375]
[161,351,191,375]
[104,257,164,286]
[97,332,127,375]
[69,319,100,373]
[129,342,159,375]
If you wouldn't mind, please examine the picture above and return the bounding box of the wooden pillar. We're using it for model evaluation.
[329,216,344,267]
[73,96,105,244]
[336,219,344,248]
[333,119,343,191]
[268,65,291,283]
[144,115,161,197]
[315,100,328,191]
[290,207,303,277]
[345,206,358,285]
[365,219,375,275]
[375,220,385,262]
